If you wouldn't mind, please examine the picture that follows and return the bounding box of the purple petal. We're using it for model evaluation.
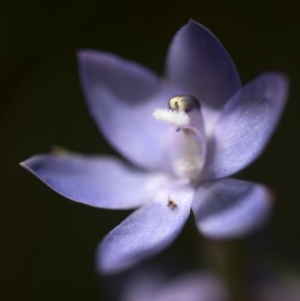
[122,268,167,301]
[21,153,169,209]
[155,272,229,301]
[97,182,194,274]
[78,50,173,171]
[206,73,289,179]
[192,178,272,239]
[166,20,241,115]
[123,270,228,301]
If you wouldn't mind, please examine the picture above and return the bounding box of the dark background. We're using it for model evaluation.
[1,0,300,300]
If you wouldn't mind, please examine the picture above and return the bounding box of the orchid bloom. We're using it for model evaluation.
[21,20,289,274]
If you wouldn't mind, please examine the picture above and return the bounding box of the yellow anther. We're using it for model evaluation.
[169,95,200,113]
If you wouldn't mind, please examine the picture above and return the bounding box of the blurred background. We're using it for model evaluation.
[1,0,300,300]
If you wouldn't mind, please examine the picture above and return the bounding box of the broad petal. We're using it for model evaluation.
[192,178,272,239]
[166,20,241,129]
[21,153,170,209]
[122,267,228,301]
[206,73,289,179]
[97,182,194,274]
[78,50,173,171]
[155,272,229,301]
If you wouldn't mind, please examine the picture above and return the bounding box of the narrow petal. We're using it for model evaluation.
[21,153,170,209]
[165,20,241,129]
[78,50,173,171]
[97,182,194,274]
[192,178,272,239]
[206,73,289,179]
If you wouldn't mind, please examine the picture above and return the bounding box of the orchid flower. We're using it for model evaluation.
[21,20,289,274]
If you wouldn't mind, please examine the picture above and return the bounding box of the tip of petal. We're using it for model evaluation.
[77,49,116,69]
[19,158,40,176]
[76,49,89,63]
[19,160,30,170]
[263,72,290,101]
[77,49,93,59]
[185,19,211,35]
[77,49,101,67]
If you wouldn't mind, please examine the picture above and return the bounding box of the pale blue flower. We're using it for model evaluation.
[21,20,289,274]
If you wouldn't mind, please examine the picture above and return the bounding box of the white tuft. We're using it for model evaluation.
[152,109,190,127]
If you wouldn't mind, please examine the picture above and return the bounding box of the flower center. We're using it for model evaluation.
[153,95,207,181]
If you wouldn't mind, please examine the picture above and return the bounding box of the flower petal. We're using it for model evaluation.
[21,152,170,209]
[78,50,173,171]
[192,178,272,239]
[206,73,289,179]
[97,182,194,274]
[155,272,229,301]
[165,20,241,129]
